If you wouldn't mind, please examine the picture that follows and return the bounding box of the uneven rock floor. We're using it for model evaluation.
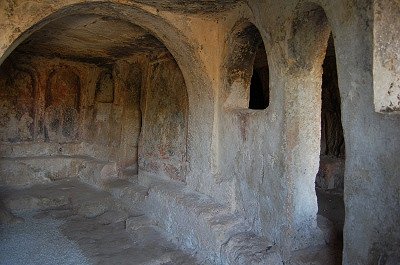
[316,188,345,232]
[0,179,201,265]
[316,188,344,264]
[0,179,344,265]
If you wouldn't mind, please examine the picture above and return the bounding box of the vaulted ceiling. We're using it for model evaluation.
[16,14,168,64]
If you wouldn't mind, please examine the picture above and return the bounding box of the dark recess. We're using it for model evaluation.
[249,43,269,110]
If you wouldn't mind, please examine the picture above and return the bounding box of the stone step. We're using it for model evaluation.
[3,192,70,213]
[126,214,157,231]
[140,175,252,263]
[285,244,341,265]
[120,168,138,184]
[103,179,148,213]
[221,232,283,265]
[104,179,148,201]
[125,215,207,264]
[105,175,283,264]
[2,179,116,219]
[125,215,167,246]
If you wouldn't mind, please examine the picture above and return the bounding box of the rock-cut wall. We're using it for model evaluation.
[0,53,143,187]
[0,51,188,188]
[139,56,189,182]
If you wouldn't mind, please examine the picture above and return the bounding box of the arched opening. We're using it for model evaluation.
[0,13,188,185]
[224,23,270,110]
[0,11,191,264]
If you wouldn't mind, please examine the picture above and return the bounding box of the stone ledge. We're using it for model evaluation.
[0,155,116,188]
[103,175,286,264]
[142,176,249,261]
[129,174,284,264]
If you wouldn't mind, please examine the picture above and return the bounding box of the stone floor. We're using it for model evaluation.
[0,179,344,265]
[0,179,203,265]
[316,188,345,232]
[316,187,344,264]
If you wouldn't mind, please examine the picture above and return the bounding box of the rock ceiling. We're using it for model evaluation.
[135,0,243,13]
[16,14,167,64]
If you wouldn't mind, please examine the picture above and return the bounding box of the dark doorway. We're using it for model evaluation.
[316,33,345,256]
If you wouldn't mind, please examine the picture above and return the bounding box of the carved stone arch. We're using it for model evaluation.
[0,1,212,109]
[0,0,216,199]
[287,2,332,73]
[223,20,270,110]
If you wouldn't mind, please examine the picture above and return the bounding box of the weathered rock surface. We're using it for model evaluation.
[0,1,398,265]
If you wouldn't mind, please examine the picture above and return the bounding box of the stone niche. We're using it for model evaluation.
[95,71,114,103]
[45,67,80,142]
[139,56,188,182]
[0,54,142,187]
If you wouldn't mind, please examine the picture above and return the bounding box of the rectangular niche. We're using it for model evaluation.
[373,0,400,113]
